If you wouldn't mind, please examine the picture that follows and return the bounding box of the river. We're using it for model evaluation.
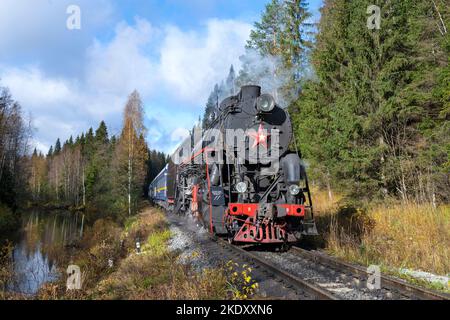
[7,210,85,295]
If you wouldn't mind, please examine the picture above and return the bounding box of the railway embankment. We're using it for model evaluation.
[2,206,263,300]
[1,206,225,299]
[34,206,232,299]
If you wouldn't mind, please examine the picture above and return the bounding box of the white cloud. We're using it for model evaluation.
[159,19,252,104]
[0,16,252,154]
[170,128,191,142]
[1,17,156,148]
[86,18,158,97]
[2,67,74,107]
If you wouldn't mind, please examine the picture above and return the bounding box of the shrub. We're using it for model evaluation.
[0,203,17,234]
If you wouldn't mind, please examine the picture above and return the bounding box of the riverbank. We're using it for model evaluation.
[89,208,228,299]
[27,202,85,212]
[0,206,254,300]
[0,201,83,244]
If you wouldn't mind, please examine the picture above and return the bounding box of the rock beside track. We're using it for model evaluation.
[254,251,397,300]
[168,218,214,270]
[165,212,305,300]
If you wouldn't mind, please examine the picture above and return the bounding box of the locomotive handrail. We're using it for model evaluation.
[258,174,282,205]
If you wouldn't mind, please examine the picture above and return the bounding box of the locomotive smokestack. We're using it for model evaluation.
[240,85,261,101]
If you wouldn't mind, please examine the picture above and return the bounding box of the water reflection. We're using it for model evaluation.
[8,210,84,295]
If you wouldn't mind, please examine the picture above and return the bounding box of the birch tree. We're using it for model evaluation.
[114,91,148,216]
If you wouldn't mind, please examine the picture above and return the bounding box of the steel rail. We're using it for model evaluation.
[215,238,339,300]
[290,246,450,300]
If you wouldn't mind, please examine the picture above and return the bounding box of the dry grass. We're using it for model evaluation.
[35,218,125,300]
[34,208,230,300]
[5,206,259,300]
[94,253,227,300]
[92,209,229,300]
[311,188,450,277]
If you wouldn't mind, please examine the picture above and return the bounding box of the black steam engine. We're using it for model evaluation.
[149,85,318,245]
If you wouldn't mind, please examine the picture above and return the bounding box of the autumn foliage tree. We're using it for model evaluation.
[22,89,163,222]
[29,149,47,201]
[0,84,31,232]
[113,90,149,217]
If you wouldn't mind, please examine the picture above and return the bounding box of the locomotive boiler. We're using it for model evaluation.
[149,85,318,246]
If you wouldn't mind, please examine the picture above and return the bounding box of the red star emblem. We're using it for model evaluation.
[248,124,270,148]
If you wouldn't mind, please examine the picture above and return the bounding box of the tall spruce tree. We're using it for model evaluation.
[293,0,450,202]
[244,0,313,104]
[203,84,220,129]
[54,138,61,155]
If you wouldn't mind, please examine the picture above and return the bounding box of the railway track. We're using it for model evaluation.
[290,246,450,300]
[214,238,339,300]
[167,212,316,299]
[167,211,448,300]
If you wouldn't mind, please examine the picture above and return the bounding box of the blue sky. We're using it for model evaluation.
[0,0,323,154]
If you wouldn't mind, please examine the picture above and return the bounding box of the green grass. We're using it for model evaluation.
[124,216,139,232]
[142,230,172,257]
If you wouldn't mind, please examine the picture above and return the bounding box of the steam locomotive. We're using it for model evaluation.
[149,85,318,245]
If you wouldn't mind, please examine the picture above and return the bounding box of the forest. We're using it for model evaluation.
[203,0,449,206]
[2,0,447,231]
[0,88,167,233]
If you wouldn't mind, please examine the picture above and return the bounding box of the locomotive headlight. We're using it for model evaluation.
[236,182,248,194]
[256,94,275,113]
[289,184,301,196]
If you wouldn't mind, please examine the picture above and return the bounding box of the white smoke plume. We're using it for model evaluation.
[235,48,298,108]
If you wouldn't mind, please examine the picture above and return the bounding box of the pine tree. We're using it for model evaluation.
[282,0,313,72]
[95,121,109,145]
[247,0,285,56]
[203,84,220,129]
[54,138,61,155]
[225,65,236,96]
[79,133,85,147]
[110,135,117,146]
